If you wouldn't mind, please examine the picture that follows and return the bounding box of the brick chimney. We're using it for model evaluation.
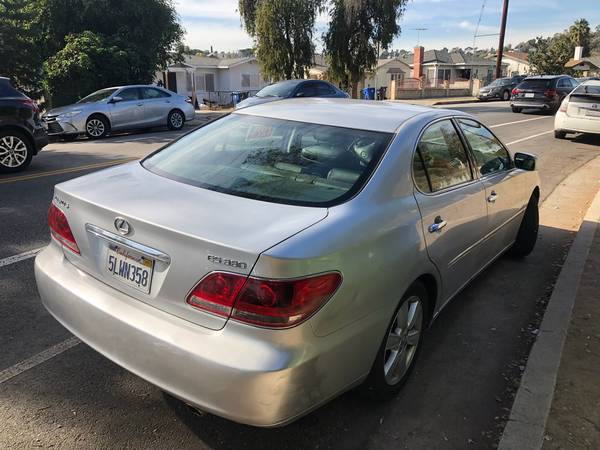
[413,46,424,79]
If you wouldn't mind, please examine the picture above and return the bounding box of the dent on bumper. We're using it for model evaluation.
[34,244,369,426]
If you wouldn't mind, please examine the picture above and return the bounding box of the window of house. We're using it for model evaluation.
[437,69,451,81]
[391,73,404,82]
[205,73,215,92]
[195,74,206,91]
[241,74,251,88]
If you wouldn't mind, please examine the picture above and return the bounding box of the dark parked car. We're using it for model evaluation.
[0,77,48,173]
[510,75,579,113]
[478,75,527,101]
[234,79,349,109]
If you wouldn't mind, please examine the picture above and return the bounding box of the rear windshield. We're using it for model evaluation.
[572,83,600,96]
[519,79,552,90]
[143,114,392,206]
[255,81,298,98]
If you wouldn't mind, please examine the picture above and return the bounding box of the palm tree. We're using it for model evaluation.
[569,19,590,56]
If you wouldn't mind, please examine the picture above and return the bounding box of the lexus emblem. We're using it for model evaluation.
[114,217,131,235]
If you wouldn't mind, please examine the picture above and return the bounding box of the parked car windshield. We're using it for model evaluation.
[143,114,392,206]
[77,88,119,104]
[486,79,507,87]
[255,81,298,98]
[518,79,552,90]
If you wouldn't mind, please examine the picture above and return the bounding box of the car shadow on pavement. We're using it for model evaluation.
[162,223,578,450]
[564,133,600,146]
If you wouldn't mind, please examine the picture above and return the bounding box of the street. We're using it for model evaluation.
[1,102,599,449]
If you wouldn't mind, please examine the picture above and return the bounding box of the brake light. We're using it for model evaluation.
[18,98,39,112]
[48,203,80,254]
[187,272,342,328]
[544,89,557,98]
[511,88,520,96]
[559,98,568,112]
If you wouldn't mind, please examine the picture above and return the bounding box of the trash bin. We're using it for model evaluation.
[362,87,376,100]
[377,86,387,100]
[231,91,241,105]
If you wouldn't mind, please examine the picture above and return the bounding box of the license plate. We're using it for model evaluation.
[106,244,154,293]
[525,93,535,98]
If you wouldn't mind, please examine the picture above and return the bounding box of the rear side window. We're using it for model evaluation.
[142,87,170,99]
[519,79,551,90]
[316,83,336,95]
[0,80,25,98]
[413,119,473,192]
[458,119,511,176]
[143,114,392,207]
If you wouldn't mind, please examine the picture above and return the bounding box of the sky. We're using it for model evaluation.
[176,0,600,53]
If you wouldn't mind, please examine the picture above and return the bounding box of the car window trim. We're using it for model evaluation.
[410,116,479,196]
[453,116,515,180]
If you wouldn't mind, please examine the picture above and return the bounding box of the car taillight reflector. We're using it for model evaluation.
[559,98,568,112]
[186,272,342,328]
[511,88,520,96]
[48,203,80,254]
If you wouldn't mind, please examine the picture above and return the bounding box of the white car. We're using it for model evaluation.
[555,80,600,139]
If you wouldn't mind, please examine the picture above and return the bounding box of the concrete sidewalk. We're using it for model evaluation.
[543,225,600,449]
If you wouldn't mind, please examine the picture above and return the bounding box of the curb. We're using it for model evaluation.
[431,98,479,106]
[498,186,600,450]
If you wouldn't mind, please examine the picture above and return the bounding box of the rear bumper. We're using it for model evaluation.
[510,100,554,110]
[33,126,49,152]
[34,243,370,426]
[555,112,600,135]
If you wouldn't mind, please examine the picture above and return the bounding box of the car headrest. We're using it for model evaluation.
[352,139,378,164]
[301,145,344,163]
[327,168,361,184]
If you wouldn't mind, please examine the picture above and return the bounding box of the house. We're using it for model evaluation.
[308,54,328,80]
[158,55,269,105]
[565,46,600,76]
[362,58,412,92]
[501,51,531,75]
[400,47,507,86]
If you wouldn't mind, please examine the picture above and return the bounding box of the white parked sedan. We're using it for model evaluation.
[35,99,540,427]
[555,80,600,139]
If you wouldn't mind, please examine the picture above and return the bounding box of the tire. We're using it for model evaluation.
[508,193,539,257]
[363,282,428,397]
[85,115,109,139]
[511,106,522,113]
[167,109,185,130]
[0,129,33,173]
[502,90,510,101]
[554,130,567,139]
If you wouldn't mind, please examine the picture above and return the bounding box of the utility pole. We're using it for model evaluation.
[495,0,509,79]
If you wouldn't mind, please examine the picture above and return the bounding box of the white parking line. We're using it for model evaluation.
[490,116,551,129]
[505,130,554,146]
[0,247,46,268]
[0,337,80,384]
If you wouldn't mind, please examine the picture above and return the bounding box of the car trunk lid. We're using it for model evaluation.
[53,162,327,330]
[566,89,600,119]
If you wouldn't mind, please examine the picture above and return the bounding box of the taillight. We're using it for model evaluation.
[18,98,38,112]
[186,272,342,328]
[559,98,568,112]
[544,89,557,98]
[48,203,80,254]
[511,88,520,96]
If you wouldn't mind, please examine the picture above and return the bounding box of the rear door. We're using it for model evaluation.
[456,118,526,257]
[140,87,172,126]
[412,119,488,301]
[108,87,144,129]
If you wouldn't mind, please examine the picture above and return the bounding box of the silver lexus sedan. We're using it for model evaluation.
[35,99,540,427]
[42,85,195,140]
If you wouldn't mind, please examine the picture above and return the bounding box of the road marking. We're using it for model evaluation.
[0,246,46,268]
[505,130,554,146]
[0,337,81,384]
[0,158,137,184]
[489,116,551,129]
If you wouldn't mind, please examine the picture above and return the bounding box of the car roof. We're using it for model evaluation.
[525,75,569,80]
[233,97,456,133]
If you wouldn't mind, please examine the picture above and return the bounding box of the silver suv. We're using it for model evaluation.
[42,85,195,140]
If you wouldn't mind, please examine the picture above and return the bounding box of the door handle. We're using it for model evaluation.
[428,216,447,233]
[487,191,499,203]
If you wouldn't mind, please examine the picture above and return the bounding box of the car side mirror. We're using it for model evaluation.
[109,96,123,103]
[514,152,537,171]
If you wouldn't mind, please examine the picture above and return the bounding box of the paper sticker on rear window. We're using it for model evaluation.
[246,124,274,140]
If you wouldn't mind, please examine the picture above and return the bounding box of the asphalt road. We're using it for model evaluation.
[1,102,599,449]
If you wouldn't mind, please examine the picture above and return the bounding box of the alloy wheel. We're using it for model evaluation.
[383,296,423,385]
[170,112,183,128]
[86,118,105,137]
[0,135,28,168]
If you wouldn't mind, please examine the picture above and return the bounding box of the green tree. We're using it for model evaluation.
[0,0,44,97]
[240,0,322,80]
[569,18,590,55]
[323,0,408,98]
